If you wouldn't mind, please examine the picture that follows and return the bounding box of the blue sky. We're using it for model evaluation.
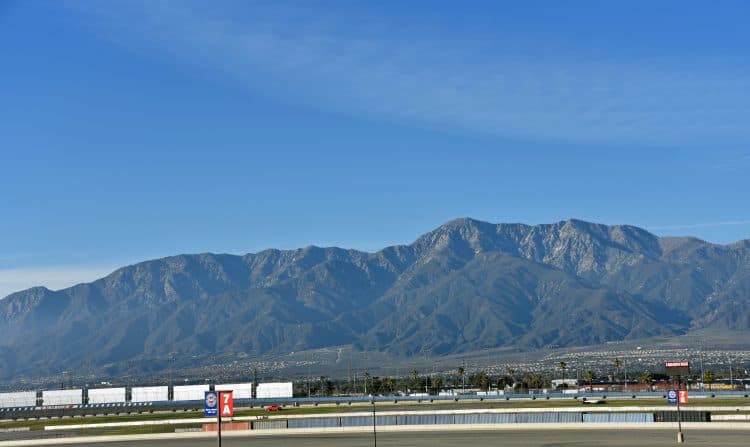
[1,0,749,297]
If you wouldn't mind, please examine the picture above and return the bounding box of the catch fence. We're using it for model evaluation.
[252,411,677,429]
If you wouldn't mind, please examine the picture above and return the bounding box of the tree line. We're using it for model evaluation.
[295,360,748,397]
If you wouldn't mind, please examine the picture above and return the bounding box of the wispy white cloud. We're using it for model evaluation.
[65,1,750,145]
[0,266,116,299]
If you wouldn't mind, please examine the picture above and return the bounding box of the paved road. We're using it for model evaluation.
[70,429,750,447]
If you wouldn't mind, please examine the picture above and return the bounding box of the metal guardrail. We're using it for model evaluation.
[233,390,750,408]
[0,402,170,420]
[1,391,747,419]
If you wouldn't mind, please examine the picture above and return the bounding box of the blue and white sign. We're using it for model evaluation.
[667,389,678,404]
[204,391,218,417]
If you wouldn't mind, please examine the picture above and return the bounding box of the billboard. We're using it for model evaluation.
[42,389,82,406]
[131,386,168,402]
[216,383,253,399]
[256,382,293,398]
[0,391,37,408]
[173,384,210,401]
[665,362,690,376]
[88,387,127,404]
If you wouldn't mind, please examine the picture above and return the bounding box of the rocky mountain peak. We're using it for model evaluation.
[0,218,748,381]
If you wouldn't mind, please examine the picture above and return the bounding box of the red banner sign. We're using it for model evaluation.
[219,391,234,417]
[678,390,688,404]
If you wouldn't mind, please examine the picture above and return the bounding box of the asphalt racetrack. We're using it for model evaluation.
[72,429,750,447]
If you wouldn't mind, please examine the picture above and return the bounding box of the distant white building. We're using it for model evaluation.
[551,379,581,388]
[477,390,504,396]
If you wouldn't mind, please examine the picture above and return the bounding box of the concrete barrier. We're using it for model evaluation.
[712,414,750,421]
[202,422,250,431]
[44,417,211,430]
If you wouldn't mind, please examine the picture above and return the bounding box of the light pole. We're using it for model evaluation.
[372,399,377,447]
[461,362,466,394]
[676,375,684,443]
[699,341,705,391]
[169,354,175,388]
[613,358,622,391]
[306,352,311,398]
[559,362,567,387]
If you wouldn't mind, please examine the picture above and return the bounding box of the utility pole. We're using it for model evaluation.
[462,361,466,393]
[666,361,689,444]
[699,341,705,391]
[217,409,222,447]
[372,400,377,447]
[676,375,684,443]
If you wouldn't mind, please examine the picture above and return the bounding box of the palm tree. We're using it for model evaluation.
[638,371,653,391]
[527,373,543,392]
[559,362,568,386]
[432,377,443,394]
[319,376,327,397]
[457,366,466,393]
[613,358,622,384]
[410,369,420,391]
[472,371,490,391]
[506,367,516,391]
[584,370,595,392]
[704,370,715,391]
[383,376,395,395]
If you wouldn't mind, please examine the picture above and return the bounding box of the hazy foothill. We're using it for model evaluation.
[1,218,749,383]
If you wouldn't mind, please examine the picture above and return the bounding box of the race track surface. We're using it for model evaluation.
[72,429,750,447]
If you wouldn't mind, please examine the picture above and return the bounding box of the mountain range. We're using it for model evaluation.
[2,218,749,380]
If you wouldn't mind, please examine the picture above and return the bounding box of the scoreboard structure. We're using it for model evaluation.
[665,361,690,376]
